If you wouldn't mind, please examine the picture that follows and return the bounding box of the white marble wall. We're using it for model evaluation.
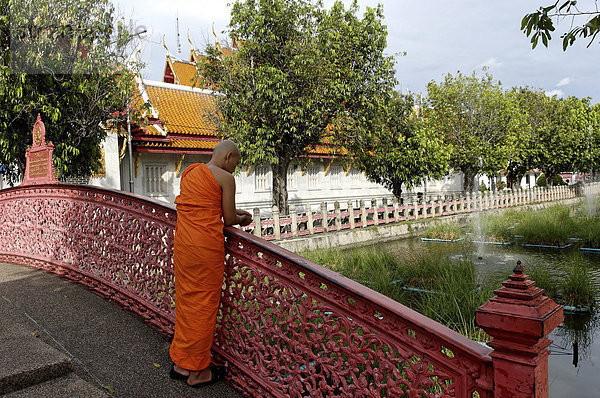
[117,152,395,212]
[89,131,121,190]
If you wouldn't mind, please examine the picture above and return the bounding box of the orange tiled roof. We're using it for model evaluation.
[143,82,219,137]
[308,145,348,156]
[145,124,164,136]
[171,60,198,87]
[136,137,218,152]
[130,68,343,156]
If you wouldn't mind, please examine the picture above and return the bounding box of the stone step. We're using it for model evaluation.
[3,374,109,398]
[0,298,74,395]
[0,335,73,395]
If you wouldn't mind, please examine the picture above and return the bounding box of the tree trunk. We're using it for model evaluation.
[542,169,555,186]
[507,172,524,189]
[489,175,496,191]
[272,158,290,214]
[391,179,404,200]
[462,167,476,192]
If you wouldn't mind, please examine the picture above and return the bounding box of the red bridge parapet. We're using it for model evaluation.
[0,184,563,397]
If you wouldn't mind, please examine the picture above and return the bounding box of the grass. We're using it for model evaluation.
[422,223,463,241]
[473,205,582,246]
[513,205,577,246]
[469,211,523,242]
[525,255,598,307]
[303,246,493,342]
[560,259,598,307]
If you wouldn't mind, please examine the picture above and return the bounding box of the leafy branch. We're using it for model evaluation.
[522,1,600,50]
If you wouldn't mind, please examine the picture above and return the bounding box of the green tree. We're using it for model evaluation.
[352,92,450,198]
[200,0,396,212]
[522,1,600,50]
[0,0,140,185]
[426,71,520,192]
[512,88,590,185]
[588,103,600,180]
[570,97,599,177]
[505,86,545,187]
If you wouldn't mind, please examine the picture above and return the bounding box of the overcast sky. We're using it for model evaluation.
[112,0,599,103]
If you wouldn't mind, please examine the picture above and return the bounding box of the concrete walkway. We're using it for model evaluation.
[0,262,242,398]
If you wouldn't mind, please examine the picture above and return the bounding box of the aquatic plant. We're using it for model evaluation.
[467,210,524,243]
[560,259,598,307]
[512,205,576,246]
[575,217,600,248]
[527,265,559,298]
[523,256,598,308]
[416,258,493,341]
[303,247,493,341]
[422,223,463,241]
[302,246,402,300]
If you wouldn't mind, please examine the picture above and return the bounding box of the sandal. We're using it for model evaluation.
[188,365,225,388]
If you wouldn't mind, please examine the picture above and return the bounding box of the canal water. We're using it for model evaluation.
[378,238,600,397]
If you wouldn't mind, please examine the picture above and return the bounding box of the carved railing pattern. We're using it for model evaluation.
[219,230,493,397]
[0,185,177,332]
[0,184,494,397]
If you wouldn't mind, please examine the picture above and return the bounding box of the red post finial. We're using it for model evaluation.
[513,260,524,274]
[476,261,563,397]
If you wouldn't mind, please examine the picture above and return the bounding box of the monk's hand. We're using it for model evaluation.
[236,209,252,226]
[236,209,252,217]
[240,214,252,226]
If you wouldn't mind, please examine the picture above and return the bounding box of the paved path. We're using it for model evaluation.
[0,262,242,397]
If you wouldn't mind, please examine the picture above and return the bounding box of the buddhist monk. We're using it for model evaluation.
[169,140,252,387]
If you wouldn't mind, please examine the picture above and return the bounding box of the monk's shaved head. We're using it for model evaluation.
[212,140,241,160]
[209,140,241,173]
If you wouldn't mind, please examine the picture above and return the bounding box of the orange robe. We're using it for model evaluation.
[170,163,224,371]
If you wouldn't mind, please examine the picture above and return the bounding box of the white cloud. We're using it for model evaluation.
[556,77,571,87]
[545,89,565,98]
[477,58,503,69]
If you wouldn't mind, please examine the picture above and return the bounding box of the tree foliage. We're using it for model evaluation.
[522,1,600,50]
[199,0,396,212]
[0,0,139,185]
[509,87,594,185]
[426,71,521,192]
[352,92,450,198]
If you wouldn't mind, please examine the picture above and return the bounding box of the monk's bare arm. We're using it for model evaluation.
[219,172,251,226]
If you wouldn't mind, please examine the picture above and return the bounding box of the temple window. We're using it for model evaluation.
[144,164,168,196]
[254,166,270,192]
[330,165,342,189]
[308,165,320,190]
[287,165,297,191]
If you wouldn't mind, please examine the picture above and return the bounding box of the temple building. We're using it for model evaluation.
[95,46,416,212]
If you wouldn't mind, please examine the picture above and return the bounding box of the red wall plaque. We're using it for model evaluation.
[22,114,59,185]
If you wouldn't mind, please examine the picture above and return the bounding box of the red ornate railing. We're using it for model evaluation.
[4,183,551,397]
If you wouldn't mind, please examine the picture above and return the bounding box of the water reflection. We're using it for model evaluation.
[548,313,600,397]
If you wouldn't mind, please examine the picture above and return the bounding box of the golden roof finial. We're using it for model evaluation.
[187,29,197,62]
[212,23,222,52]
[162,35,170,55]
[187,29,195,52]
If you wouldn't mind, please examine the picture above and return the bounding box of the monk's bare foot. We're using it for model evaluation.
[187,368,212,385]
[173,364,190,377]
